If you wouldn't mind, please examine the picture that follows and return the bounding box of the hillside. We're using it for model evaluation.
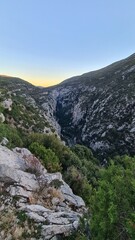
[1,54,135,161]
[44,53,135,160]
[1,54,135,239]
[0,76,60,138]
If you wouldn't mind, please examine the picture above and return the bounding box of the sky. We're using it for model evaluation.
[0,0,135,87]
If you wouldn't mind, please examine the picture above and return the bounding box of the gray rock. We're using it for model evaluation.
[0,145,85,239]
[46,211,79,225]
[1,137,9,146]
[0,164,38,191]
[0,113,5,123]
[2,98,13,111]
[73,195,86,208]
[51,197,60,206]
[50,237,58,240]
[21,204,51,213]
[0,145,26,170]
[13,147,47,175]
[60,183,85,207]
[42,172,63,184]
[0,204,5,211]
[73,220,79,230]
[46,216,70,225]
[42,224,73,239]
[7,185,32,198]
[13,147,32,156]
[26,212,46,223]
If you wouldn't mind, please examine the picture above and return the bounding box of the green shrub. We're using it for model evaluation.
[61,148,82,171]
[0,123,23,148]
[0,103,4,113]
[90,156,135,240]
[72,144,95,162]
[65,166,92,205]
[29,142,61,172]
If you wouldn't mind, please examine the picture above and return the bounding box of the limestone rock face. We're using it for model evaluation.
[0,113,5,123]
[0,145,85,239]
[2,54,135,162]
[33,54,135,162]
[2,98,13,111]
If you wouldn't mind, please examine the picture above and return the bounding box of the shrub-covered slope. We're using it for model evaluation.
[1,64,135,239]
[2,53,135,161]
[0,76,58,136]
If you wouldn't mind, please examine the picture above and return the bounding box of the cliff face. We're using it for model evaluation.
[41,54,135,160]
[1,54,135,160]
[1,54,135,238]
[0,145,85,240]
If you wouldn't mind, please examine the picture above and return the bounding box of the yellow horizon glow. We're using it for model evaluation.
[1,65,95,87]
[0,72,65,87]
[27,77,63,87]
[18,70,71,87]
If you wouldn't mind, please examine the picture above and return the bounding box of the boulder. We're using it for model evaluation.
[1,137,9,146]
[0,145,85,239]
[60,182,85,208]
[2,98,13,111]
[0,113,5,123]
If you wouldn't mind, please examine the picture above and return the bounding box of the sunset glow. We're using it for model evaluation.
[0,0,135,86]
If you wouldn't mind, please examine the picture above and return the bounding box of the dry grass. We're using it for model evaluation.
[32,185,64,209]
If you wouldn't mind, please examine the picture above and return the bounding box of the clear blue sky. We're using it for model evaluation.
[0,0,135,86]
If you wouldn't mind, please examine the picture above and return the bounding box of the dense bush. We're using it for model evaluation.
[27,134,99,203]
[64,166,92,204]
[90,156,135,240]
[0,123,23,148]
[29,142,61,172]
[71,144,100,187]
[60,148,82,170]
[27,133,65,157]
[0,125,135,239]
[71,144,98,164]
[0,104,4,113]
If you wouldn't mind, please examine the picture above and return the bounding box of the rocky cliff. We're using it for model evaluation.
[1,53,135,239]
[0,145,85,240]
[40,53,135,160]
[1,53,135,161]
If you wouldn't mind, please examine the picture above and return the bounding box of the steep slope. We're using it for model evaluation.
[43,53,135,160]
[0,76,60,136]
[0,145,85,239]
[1,53,135,160]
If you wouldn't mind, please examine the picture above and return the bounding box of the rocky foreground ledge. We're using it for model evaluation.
[0,145,85,240]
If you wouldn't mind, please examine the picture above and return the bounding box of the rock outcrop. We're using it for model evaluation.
[2,98,13,111]
[0,145,85,240]
[39,53,135,161]
[2,54,135,161]
[0,113,5,123]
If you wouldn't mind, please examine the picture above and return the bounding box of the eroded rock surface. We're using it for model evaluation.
[39,53,135,161]
[0,145,85,239]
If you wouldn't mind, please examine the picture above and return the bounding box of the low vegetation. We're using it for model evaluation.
[0,120,135,239]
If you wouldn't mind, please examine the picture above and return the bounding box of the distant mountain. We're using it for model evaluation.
[0,75,59,136]
[1,53,135,160]
[44,53,135,160]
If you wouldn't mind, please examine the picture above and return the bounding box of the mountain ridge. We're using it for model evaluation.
[59,53,135,86]
[49,53,135,160]
[1,53,135,160]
